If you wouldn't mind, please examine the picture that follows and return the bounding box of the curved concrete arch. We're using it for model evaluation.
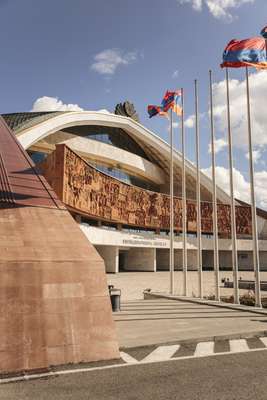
[17,111,230,203]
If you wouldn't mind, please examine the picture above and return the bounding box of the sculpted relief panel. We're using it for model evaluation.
[57,146,252,236]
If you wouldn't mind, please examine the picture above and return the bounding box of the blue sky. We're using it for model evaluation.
[0,0,267,208]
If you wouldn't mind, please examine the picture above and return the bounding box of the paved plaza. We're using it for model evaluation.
[107,271,267,301]
[114,298,267,348]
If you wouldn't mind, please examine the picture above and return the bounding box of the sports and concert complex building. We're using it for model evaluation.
[3,108,267,274]
[1,106,267,374]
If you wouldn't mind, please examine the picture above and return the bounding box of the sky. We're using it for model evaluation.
[0,0,267,208]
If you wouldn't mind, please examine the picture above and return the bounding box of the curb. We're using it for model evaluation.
[2,331,267,384]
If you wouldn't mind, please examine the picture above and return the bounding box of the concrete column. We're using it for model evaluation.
[95,246,119,273]
[124,248,156,272]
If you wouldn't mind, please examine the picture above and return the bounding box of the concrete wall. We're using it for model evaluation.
[124,248,156,271]
[95,246,118,273]
[95,244,267,273]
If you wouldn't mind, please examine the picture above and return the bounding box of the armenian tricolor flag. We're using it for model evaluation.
[147,105,168,119]
[161,90,182,116]
[221,37,267,69]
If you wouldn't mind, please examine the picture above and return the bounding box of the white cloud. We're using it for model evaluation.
[172,70,179,78]
[31,96,112,114]
[91,48,137,75]
[208,138,227,154]
[167,121,179,133]
[202,165,267,210]
[245,149,263,164]
[185,115,195,128]
[97,109,111,114]
[177,0,255,21]
[212,70,267,149]
[32,96,84,112]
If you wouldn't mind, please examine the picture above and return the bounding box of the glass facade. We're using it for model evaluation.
[27,150,47,164]
[27,149,158,192]
[90,161,159,192]
[63,125,151,162]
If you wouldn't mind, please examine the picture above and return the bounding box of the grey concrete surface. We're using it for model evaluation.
[114,299,267,348]
[107,271,267,301]
[2,350,267,400]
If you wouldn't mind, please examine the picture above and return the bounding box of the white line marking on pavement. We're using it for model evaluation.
[260,337,267,347]
[2,347,267,385]
[120,352,138,364]
[141,345,180,363]
[229,339,250,353]
[194,341,214,357]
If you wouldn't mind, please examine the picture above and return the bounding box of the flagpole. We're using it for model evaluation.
[181,88,188,296]
[225,68,239,304]
[209,70,220,301]
[245,66,261,308]
[194,80,203,298]
[170,108,174,295]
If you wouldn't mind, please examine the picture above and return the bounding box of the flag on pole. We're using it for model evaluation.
[147,105,169,119]
[221,37,267,69]
[161,90,183,116]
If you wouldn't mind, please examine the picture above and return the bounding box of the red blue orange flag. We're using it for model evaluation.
[161,90,182,116]
[147,105,169,119]
[221,37,267,69]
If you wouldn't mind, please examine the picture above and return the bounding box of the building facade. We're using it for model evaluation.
[3,110,267,273]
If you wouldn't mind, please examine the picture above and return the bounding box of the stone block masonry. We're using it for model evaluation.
[0,117,119,375]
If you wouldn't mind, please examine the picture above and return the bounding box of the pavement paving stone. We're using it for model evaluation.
[172,343,196,357]
[121,345,157,361]
[246,337,266,349]
[214,339,230,353]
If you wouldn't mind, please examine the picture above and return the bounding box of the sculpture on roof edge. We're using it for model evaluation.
[114,101,140,122]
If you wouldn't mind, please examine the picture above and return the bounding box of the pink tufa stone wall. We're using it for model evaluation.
[0,206,120,374]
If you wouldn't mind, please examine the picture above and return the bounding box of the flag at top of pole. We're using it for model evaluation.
[221,37,267,69]
[147,89,182,119]
[220,32,263,307]
[161,90,183,116]
[146,88,182,296]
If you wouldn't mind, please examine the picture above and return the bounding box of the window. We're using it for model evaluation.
[90,161,159,192]
[27,150,47,164]
[239,253,248,259]
[63,125,151,161]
